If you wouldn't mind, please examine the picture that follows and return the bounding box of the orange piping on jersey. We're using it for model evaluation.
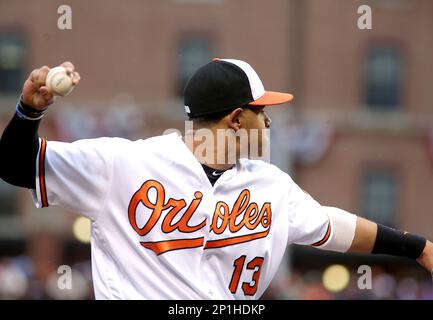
[204,229,270,249]
[140,237,204,255]
[311,222,331,247]
[39,138,48,208]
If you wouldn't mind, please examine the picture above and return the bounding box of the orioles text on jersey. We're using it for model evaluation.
[128,179,272,255]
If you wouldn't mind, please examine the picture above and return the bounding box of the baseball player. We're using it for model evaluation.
[0,59,432,300]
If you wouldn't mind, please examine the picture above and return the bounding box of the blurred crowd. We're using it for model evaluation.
[263,268,433,300]
[0,233,93,300]
[1,250,432,300]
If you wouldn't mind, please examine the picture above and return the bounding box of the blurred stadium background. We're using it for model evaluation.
[0,0,432,299]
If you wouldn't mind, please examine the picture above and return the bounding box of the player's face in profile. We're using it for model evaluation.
[241,106,271,157]
[244,106,271,130]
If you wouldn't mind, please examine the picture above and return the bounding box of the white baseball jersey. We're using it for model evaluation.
[31,132,331,299]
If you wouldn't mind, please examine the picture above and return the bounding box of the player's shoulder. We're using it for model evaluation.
[238,159,292,182]
[239,160,306,197]
[63,136,135,152]
[123,132,183,155]
[70,132,179,150]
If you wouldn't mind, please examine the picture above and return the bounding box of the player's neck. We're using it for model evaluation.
[183,131,237,171]
[200,160,234,171]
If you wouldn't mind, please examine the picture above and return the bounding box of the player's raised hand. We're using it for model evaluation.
[21,61,80,111]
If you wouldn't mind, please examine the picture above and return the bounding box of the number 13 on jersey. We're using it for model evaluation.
[229,255,264,296]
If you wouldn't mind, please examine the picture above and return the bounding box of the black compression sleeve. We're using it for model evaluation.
[0,112,41,189]
[372,224,427,259]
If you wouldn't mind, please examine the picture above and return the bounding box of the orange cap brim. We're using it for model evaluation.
[248,91,294,106]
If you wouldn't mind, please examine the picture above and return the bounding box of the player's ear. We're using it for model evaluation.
[225,108,243,131]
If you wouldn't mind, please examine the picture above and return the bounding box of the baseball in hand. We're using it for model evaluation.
[45,66,75,96]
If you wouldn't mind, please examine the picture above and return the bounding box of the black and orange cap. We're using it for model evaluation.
[183,58,294,118]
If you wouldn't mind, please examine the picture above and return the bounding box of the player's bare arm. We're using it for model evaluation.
[416,240,433,272]
[318,207,433,274]
[349,216,433,272]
